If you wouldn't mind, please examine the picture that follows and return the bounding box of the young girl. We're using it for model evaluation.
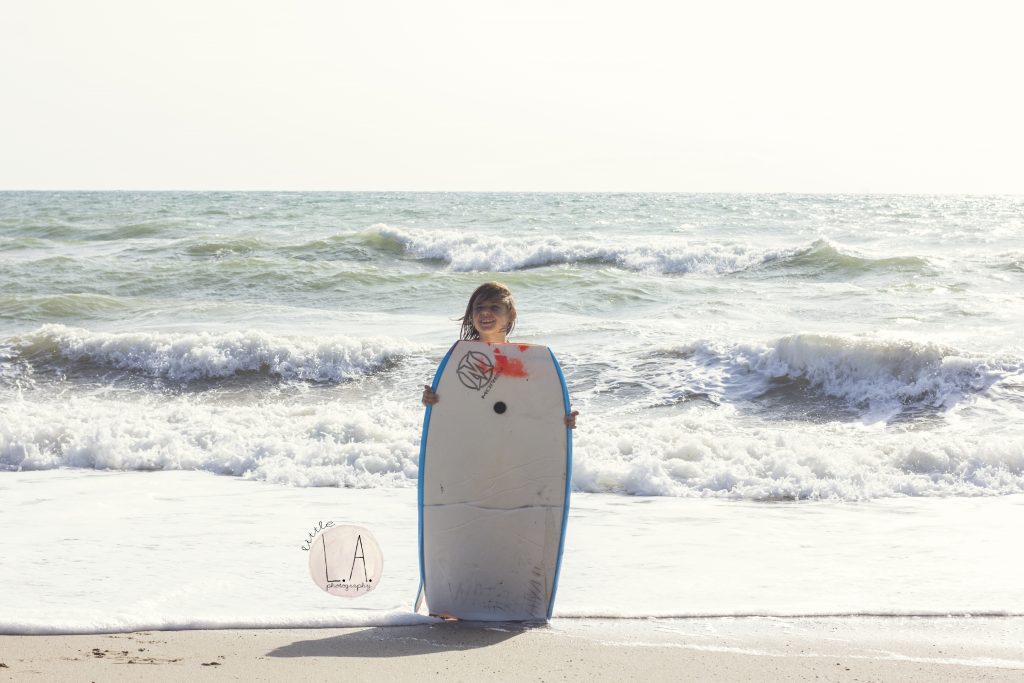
[421,281,578,429]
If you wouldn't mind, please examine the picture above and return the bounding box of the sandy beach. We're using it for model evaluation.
[2,617,1022,682]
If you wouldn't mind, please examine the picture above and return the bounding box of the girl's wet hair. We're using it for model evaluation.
[460,281,517,340]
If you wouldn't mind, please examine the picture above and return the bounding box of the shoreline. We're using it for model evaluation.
[2,617,1022,682]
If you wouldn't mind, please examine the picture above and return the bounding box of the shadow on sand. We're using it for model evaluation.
[268,621,543,658]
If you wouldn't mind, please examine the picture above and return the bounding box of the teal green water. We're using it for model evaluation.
[2,192,1022,499]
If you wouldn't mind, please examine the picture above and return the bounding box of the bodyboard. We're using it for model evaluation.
[417,341,572,621]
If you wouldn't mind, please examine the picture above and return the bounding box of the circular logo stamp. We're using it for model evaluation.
[456,350,494,390]
[308,524,383,598]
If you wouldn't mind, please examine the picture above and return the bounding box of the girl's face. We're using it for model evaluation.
[472,298,512,342]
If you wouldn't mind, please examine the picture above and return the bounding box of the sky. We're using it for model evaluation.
[1,0,1022,193]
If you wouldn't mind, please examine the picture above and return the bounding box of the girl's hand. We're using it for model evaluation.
[564,410,579,429]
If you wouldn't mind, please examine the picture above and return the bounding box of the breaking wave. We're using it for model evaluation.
[647,334,1020,417]
[3,325,418,384]
[763,240,933,277]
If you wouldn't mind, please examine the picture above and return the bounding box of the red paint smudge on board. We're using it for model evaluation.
[494,354,528,378]
[488,344,527,377]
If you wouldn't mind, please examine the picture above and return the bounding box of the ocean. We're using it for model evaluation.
[1,191,1023,633]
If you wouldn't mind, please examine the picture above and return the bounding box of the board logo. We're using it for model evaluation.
[456,350,494,390]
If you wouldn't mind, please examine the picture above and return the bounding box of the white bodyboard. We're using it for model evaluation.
[417,341,571,621]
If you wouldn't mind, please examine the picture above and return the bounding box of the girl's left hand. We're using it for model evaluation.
[564,410,579,429]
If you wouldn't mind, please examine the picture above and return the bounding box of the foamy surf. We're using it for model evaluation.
[0,394,423,486]
[572,410,1024,499]
[4,385,1023,500]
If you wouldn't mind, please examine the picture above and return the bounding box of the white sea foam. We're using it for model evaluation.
[1,611,435,635]
[571,408,1024,500]
[11,325,419,383]
[0,343,28,384]
[0,395,423,486]
[363,223,776,274]
[3,389,1023,500]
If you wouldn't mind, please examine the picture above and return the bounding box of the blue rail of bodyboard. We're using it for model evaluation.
[415,341,459,612]
[548,348,573,620]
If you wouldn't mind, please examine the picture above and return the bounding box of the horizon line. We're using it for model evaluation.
[2,188,1022,197]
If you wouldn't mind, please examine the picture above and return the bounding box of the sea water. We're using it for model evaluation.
[1,192,1022,633]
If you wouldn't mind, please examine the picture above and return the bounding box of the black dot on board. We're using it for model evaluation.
[493,401,507,414]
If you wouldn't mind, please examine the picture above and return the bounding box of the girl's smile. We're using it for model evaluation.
[472,300,511,342]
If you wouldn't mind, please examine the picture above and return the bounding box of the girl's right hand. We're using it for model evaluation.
[422,385,439,406]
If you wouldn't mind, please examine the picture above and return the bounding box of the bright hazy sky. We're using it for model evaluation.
[2,1,1022,192]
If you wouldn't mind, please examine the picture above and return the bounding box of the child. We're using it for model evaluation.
[421,281,578,429]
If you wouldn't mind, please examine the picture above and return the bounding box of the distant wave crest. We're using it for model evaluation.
[353,225,932,278]
[357,224,774,274]
[764,239,932,276]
